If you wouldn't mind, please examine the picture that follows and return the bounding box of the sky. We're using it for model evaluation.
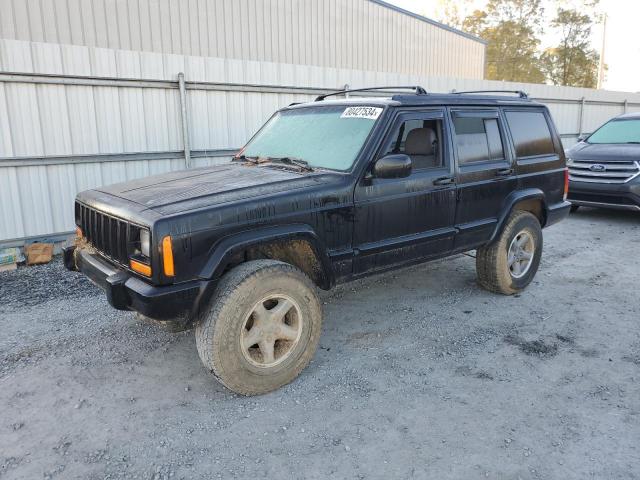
[386,0,640,93]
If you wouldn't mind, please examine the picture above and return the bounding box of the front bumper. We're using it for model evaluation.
[63,246,213,321]
[568,178,640,211]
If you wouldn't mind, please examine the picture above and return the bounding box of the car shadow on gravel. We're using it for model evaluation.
[570,207,640,225]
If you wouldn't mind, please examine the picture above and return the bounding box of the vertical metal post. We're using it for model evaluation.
[482,42,488,80]
[343,84,350,98]
[578,97,586,138]
[623,99,628,114]
[178,72,191,169]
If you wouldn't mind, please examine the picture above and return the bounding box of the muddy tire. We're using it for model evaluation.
[135,313,193,333]
[476,211,543,295]
[195,260,322,395]
[570,204,580,213]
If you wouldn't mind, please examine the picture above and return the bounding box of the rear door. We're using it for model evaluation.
[503,108,565,202]
[449,108,517,250]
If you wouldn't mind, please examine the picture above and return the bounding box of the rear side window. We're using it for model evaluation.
[505,110,555,158]
[452,116,505,165]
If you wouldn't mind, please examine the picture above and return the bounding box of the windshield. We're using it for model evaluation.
[241,105,383,171]
[588,119,640,144]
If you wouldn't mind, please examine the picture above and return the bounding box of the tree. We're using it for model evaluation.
[539,8,600,88]
[434,0,474,30]
[461,0,546,83]
[435,0,602,86]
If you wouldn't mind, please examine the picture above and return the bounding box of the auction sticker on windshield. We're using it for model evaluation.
[341,106,383,120]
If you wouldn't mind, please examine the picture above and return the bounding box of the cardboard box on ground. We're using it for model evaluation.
[0,247,24,271]
[0,243,54,271]
[24,244,54,266]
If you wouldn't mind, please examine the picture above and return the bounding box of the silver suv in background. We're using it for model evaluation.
[567,112,640,212]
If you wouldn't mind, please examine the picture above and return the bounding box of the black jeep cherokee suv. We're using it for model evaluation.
[65,87,570,395]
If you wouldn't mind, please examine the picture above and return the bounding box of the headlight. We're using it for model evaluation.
[140,229,151,257]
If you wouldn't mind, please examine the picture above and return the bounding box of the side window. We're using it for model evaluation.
[505,110,556,158]
[452,115,505,165]
[382,118,444,170]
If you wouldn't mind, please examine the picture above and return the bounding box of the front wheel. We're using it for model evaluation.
[476,211,543,295]
[195,260,322,395]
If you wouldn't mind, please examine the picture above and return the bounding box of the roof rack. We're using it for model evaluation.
[315,86,427,101]
[450,89,529,99]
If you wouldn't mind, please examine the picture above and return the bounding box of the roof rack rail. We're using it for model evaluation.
[315,86,427,101]
[450,89,529,99]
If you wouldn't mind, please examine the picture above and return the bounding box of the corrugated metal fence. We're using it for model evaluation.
[1,39,640,244]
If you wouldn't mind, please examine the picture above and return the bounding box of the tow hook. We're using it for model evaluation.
[62,245,77,271]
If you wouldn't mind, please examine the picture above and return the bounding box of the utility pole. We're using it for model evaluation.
[597,13,607,89]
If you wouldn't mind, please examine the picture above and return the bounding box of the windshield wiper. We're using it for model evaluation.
[264,156,314,172]
[235,155,314,171]
[235,155,267,165]
[623,141,640,144]
[233,155,314,172]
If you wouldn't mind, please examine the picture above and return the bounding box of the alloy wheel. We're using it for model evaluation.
[240,294,303,367]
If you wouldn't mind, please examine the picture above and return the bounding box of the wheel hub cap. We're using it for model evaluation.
[508,231,535,279]
[240,294,302,368]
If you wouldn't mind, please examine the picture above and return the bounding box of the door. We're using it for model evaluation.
[449,108,517,250]
[353,109,457,274]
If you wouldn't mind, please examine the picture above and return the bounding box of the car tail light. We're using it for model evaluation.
[162,236,175,277]
[563,168,569,201]
[130,259,152,277]
[76,226,83,239]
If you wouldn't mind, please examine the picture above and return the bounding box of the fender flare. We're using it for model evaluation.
[199,224,335,289]
[488,189,548,244]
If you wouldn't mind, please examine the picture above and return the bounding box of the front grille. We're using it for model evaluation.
[75,202,141,266]
[568,159,640,184]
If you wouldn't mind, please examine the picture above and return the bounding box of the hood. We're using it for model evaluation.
[568,142,640,162]
[96,163,342,215]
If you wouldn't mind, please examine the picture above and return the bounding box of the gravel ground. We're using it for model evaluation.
[1,208,639,480]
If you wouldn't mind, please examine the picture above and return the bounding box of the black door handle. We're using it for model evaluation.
[496,168,514,176]
[433,176,454,186]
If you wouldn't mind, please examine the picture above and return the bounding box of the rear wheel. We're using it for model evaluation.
[476,211,543,295]
[195,260,322,395]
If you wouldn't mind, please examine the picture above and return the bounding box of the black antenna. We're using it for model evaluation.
[450,89,529,99]
[315,86,427,101]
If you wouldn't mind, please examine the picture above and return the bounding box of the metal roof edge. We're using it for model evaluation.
[368,0,488,45]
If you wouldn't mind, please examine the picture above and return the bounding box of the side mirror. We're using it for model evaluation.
[372,154,412,179]
[577,135,587,143]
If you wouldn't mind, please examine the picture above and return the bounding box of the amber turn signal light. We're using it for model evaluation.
[76,227,83,238]
[130,259,152,277]
[162,236,175,277]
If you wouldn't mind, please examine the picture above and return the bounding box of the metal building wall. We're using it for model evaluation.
[0,0,486,80]
[1,38,640,244]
